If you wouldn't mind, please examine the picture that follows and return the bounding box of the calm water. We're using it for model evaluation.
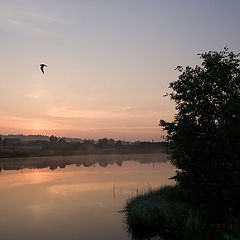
[0,153,175,240]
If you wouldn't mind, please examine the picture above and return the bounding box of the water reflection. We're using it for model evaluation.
[0,154,175,240]
[0,153,168,173]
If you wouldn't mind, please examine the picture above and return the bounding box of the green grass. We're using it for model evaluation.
[124,186,240,240]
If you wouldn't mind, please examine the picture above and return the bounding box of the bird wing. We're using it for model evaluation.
[40,65,45,74]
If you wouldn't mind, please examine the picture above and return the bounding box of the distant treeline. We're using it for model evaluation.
[0,135,167,158]
[0,134,49,142]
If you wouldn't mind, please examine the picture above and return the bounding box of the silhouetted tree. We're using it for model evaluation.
[58,137,67,144]
[83,139,95,145]
[108,138,115,146]
[97,138,109,147]
[0,135,2,144]
[160,48,240,212]
[115,140,122,147]
[49,135,58,144]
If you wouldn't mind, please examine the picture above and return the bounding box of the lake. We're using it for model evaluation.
[0,153,175,240]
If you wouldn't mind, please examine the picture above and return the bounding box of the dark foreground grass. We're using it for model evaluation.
[125,186,240,240]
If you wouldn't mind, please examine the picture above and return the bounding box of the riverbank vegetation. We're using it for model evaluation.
[126,48,240,239]
[125,186,240,240]
[0,137,167,158]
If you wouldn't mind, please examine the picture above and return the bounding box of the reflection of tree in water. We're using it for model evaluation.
[115,159,122,167]
[49,162,59,171]
[98,157,114,167]
[98,161,108,167]
[0,153,168,174]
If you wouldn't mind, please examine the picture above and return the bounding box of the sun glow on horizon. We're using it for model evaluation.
[0,1,239,140]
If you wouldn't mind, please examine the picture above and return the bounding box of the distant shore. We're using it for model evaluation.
[0,148,166,158]
[0,141,167,158]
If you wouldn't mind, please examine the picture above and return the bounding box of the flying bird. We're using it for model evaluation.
[40,64,47,74]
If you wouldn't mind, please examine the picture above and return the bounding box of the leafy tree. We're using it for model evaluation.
[160,48,240,212]
[108,138,115,146]
[97,138,109,147]
[116,140,122,147]
[58,137,67,144]
[49,135,58,144]
[83,139,95,145]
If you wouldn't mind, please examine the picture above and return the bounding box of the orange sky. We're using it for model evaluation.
[1,1,239,140]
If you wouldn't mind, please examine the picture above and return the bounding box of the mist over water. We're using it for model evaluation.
[0,153,175,240]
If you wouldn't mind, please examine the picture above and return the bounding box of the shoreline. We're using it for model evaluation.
[0,149,166,159]
[0,142,167,159]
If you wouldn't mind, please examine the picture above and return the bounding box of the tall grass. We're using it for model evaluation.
[124,186,239,240]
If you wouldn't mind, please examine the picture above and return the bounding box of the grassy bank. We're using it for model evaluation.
[125,186,240,240]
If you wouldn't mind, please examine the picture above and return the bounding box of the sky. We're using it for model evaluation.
[0,0,240,141]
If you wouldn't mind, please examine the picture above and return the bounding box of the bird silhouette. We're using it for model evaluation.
[40,64,47,74]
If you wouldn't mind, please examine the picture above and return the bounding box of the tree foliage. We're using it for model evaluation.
[160,48,240,211]
[49,135,58,144]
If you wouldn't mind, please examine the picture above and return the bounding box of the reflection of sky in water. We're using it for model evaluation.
[0,154,175,240]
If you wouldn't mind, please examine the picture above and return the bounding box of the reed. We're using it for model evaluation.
[125,186,239,240]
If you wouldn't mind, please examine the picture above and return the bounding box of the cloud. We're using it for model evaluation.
[47,106,142,119]
[1,17,58,35]
[0,3,65,24]
[119,106,136,111]
[0,116,68,130]
[0,3,67,35]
